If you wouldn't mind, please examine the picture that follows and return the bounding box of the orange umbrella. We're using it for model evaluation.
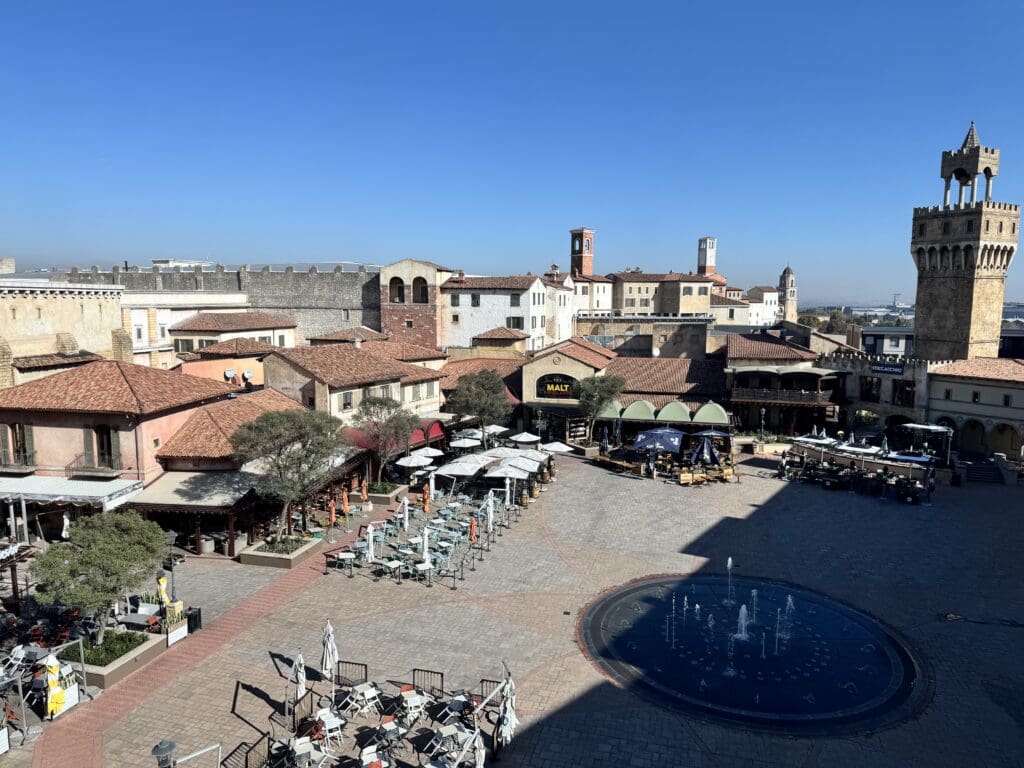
[360,478,368,503]
[328,498,336,527]
[341,486,350,517]
[469,516,478,543]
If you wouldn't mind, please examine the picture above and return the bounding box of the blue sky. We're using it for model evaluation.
[2,1,1024,304]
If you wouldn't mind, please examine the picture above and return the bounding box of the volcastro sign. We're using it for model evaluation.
[870,362,905,376]
[536,373,579,399]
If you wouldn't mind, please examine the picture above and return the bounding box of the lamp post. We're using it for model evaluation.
[759,408,766,443]
[165,529,177,601]
[151,739,176,768]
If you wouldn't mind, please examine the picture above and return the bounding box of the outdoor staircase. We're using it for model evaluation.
[959,459,1004,484]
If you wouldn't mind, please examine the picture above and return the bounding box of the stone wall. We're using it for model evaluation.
[57,265,380,339]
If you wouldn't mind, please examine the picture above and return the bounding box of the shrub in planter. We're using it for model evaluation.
[367,481,397,495]
[258,536,307,555]
[60,631,148,667]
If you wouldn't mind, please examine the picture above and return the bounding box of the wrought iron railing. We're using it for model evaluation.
[731,388,833,404]
[65,452,122,477]
[0,450,35,469]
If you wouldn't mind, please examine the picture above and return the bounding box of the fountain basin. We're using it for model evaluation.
[579,575,926,735]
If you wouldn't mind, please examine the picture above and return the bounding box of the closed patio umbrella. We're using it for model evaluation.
[401,496,410,531]
[341,487,350,517]
[504,477,511,508]
[412,446,445,459]
[498,676,520,746]
[365,523,375,564]
[396,455,433,468]
[360,478,368,503]
[320,621,338,703]
[509,432,541,443]
[421,526,432,568]
[486,491,494,536]
[292,653,307,703]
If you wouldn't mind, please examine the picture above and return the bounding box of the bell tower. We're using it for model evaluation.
[697,236,717,276]
[911,123,1019,360]
[570,227,595,276]
[779,266,797,323]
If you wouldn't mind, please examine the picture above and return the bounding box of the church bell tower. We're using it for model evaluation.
[911,123,1019,360]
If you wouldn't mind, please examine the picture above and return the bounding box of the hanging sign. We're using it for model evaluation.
[536,374,578,399]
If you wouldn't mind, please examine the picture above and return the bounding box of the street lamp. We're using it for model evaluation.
[151,739,176,768]
[759,408,766,443]
[165,529,177,601]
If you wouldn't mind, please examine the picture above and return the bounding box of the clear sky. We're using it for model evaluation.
[3,1,1024,304]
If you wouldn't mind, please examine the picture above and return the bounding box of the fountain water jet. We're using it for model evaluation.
[750,589,759,625]
[724,556,736,605]
[735,605,750,641]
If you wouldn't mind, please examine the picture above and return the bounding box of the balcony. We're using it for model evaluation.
[65,452,123,479]
[0,450,36,476]
[731,388,834,406]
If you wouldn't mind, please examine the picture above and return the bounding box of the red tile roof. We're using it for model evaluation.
[571,273,613,283]
[441,275,540,291]
[711,295,750,307]
[358,340,447,362]
[270,345,442,389]
[439,358,524,394]
[195,338,277,357]
[726,333,818,361]
[157,388,305,460]
[607,271,716,283]
[931,358,1024,383]
[605,358,727,397]
[307,326,387,342]
[170,311,296,333]
[473,327,529,341]
[0,361,240,416]
[535,337,617,370]
[11,351,104,371]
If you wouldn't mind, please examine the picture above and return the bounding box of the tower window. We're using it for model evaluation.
[944,388,952,400]
[1013,223,1017,234]
[998,221,1004,234]
[985,220,990,233]
[966,221,974,233]
[971,391,980,404]
[942,222,950,235]
[584,238,591,252]
[917,223,925,236]
[574,238,581,251]
[1003,394,1013,407]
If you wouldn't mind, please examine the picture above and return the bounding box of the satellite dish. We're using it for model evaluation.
[652,349,660,357]
[243,370,254,380]
[224,368,235,379]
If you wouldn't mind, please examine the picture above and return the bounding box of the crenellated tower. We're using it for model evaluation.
[911,123,1019,360]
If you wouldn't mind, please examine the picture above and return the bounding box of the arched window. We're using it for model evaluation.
[389,277,406,303]
[574,238,581,251]
[412,277,428,304]
[584,238,591,252]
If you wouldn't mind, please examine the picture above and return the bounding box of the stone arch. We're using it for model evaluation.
[412,276,428,304]
[989,422,1022,458]
[388,276,406,303]
[927,247,937,270]
[960,419,986,455]
[939,246,950,270]
[951,244,962,270]
[916,247,926,270]
[589,324,606,336]
[963,244,974,269]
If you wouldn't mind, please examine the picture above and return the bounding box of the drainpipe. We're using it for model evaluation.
[131,416,143,484]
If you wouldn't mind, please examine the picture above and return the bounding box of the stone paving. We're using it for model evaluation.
[9,457,1024,767]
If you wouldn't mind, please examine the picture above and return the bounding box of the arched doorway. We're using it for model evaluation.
[412,277,428,303]
[959,419,986,456]
[388,277,406,303]
[989,423,1022,458]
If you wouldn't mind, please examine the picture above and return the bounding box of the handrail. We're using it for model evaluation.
[731,388,833,403]
[64,452,122,478]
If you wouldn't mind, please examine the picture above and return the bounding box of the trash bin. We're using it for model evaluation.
[186,607,203,633]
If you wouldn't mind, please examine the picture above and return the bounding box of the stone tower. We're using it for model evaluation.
[779,265,797,323]
[911,123,1019,360]
[570,228,595,277]
[697,236,717,276]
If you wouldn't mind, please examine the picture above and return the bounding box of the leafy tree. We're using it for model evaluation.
[30,511,166,644]
[354,396,420,483]
[824,310,849,334]
[797,314,822,328]
[231,409,348,539]
[445,369,513,447]
[577,375,626,442]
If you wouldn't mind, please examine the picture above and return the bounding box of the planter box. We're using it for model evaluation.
[80,633,166,689]
[350,484,409,509]
[568,443,599,459]
[239,537,323,569]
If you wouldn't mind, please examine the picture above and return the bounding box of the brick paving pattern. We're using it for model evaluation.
[8,457,1023,767]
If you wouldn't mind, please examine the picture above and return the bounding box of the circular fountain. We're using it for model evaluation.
[580,574,925,735]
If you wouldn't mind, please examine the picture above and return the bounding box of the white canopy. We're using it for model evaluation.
[502,457,541,473]
[455,453,496,467]
[450,438,482,449]
[508,432,541,443]
[395,454,433,468]
[411,446,445,458]
[793,436,837,447]
[485,465,530,480]
[435,462,481,477]
[833,443,882,456]
[900,423,953,433]
[483,424,509,435]
[541,441,574,454]
[518,449,550,462]
[480,446,520,459]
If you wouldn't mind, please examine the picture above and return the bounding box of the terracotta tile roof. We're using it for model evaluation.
[157,388,305,460]
[11,351,104,371]
[747,285,779,294]
[931,357,1024,383]
[571,273,613,283]
[358,340,447,362]
[473,327,529,341]
[441,275,539,291]
[707,273,728,285]
[0,361,240,416]
[535,337,618,370]
[439,358,524,394]
[607,271,716,283]
[195,338,276,358]
[711,295,749,307]
[170,311,296,333]
[270,345,442,389]
[605,358,727,397]
[307,326,387,342]
[726,333,818,361]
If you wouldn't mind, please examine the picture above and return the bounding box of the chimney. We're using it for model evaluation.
[354,338,362,349]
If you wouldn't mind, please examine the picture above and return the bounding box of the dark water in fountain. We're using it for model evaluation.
[581,575,924,734]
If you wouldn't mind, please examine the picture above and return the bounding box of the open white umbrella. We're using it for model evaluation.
[498,676,520,745]
[320,621,338,703]
[412,446,445,459]
[396,454,433,468]
[292,653,307,703]
[458,453,497,467]
[428,472,435,499]
[485,465,529,480]
[481,446,520,459]
[365,523,375,564]
[436,461,481,477]
[484,424,508,435]
[509,431,541,443]
[519,449,549,463]
[541,441,574,454]
[450,438,482,449]
[503,457,540,473]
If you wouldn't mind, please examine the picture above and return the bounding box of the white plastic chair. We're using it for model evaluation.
[2,645,25,676]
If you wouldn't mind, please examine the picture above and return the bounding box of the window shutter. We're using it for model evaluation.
[109,426,121,467]
[23,425,34,461]
[0,425,8,461]
[83,427,95,465]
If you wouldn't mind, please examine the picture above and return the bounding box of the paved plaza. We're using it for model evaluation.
[11,456,1024,767]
